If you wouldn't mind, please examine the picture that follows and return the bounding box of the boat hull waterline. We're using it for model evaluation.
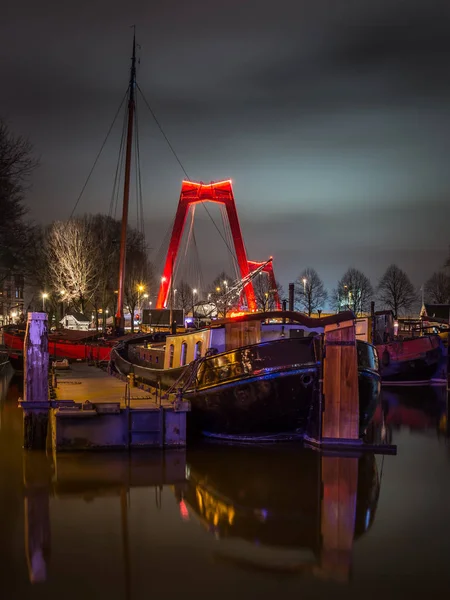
[378,335,444,384]
[111,336,381,440]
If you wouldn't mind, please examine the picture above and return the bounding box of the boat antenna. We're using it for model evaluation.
[115,30,137,335]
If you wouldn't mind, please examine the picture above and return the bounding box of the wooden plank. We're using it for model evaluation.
[322,321,359,440]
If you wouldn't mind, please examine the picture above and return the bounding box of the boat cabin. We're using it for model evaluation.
[155,315,326,370]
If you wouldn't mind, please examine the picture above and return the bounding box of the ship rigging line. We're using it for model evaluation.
[67,88,129,223]
[136,84,240,270]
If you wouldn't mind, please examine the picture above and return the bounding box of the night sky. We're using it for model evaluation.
[1,0,449,298]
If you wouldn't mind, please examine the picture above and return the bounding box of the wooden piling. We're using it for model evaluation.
[22,312,50,450]
[322,319,359,442]
[305,318,361,448]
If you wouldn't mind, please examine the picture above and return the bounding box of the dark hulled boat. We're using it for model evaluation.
[111,310,381,440]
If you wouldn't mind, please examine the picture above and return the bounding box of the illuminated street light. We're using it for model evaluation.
[42,292,48,311]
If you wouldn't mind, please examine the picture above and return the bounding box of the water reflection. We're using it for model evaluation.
[5,365,450,597]
[375,385,449,440]
[21,449,187,585]
[179,445,380,582]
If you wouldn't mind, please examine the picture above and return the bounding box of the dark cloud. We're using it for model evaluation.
[0,0,448,297]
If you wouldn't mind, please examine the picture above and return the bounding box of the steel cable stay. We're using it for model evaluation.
[133,98,146,244]
[136,84,241,271]
[108,102,128,220]
[67,88,129,224]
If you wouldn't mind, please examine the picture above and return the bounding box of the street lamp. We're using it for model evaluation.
[302,277,307,293]
[42,292,48,311]
[192,289,197,321]
[137,285,145,323]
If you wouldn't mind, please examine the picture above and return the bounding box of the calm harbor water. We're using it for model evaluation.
[1,365,450,599]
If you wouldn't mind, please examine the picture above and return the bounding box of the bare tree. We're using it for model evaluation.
[0,121,38,273]
[45,217,100,314]
[208,271,234,318]
[124,230,154,332]
[252,273,283,311]
[425,271,450,304]
[174,280,193,312]
[377,264,417,317]
[334,268,373,316]
[295,268,328,316]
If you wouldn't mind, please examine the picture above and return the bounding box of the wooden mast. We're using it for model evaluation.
[115,32,137,335]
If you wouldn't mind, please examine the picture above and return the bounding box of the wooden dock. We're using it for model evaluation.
[50,363,189,451]
[55,363,166,408]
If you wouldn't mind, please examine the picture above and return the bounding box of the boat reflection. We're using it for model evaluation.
[372,385,449,438]
[180,445,380,582]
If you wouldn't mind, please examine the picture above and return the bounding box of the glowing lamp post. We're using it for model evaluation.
[137,284,144,323]
[42,292,48,312]
[192,289,197,322]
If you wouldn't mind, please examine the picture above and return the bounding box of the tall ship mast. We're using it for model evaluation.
[115,33,137,335]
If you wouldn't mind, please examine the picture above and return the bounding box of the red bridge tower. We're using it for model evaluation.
[156,180,257,311]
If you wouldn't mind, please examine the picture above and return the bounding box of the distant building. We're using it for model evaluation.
[421,304,450,322]
[60,311,90,331]
[0,272,24,327]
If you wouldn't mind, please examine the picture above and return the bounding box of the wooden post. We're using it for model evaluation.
[316,455,358,582]
[22,312,50,450]
[305,319,360,448]
[322,319,360,443]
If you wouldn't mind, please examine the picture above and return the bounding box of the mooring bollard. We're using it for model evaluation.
[22,312,50,450]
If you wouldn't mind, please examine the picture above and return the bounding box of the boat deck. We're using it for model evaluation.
[55,363,174,409]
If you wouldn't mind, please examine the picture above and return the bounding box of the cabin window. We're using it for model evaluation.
[155,356,159,364]
[195,341,202,359]
[180,342,188,366]
[169,344,175,368]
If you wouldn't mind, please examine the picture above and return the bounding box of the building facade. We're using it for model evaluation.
[0,272,24,327]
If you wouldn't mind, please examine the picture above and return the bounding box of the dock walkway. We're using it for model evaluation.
[50,363,188,451]
[55,362,171,408]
